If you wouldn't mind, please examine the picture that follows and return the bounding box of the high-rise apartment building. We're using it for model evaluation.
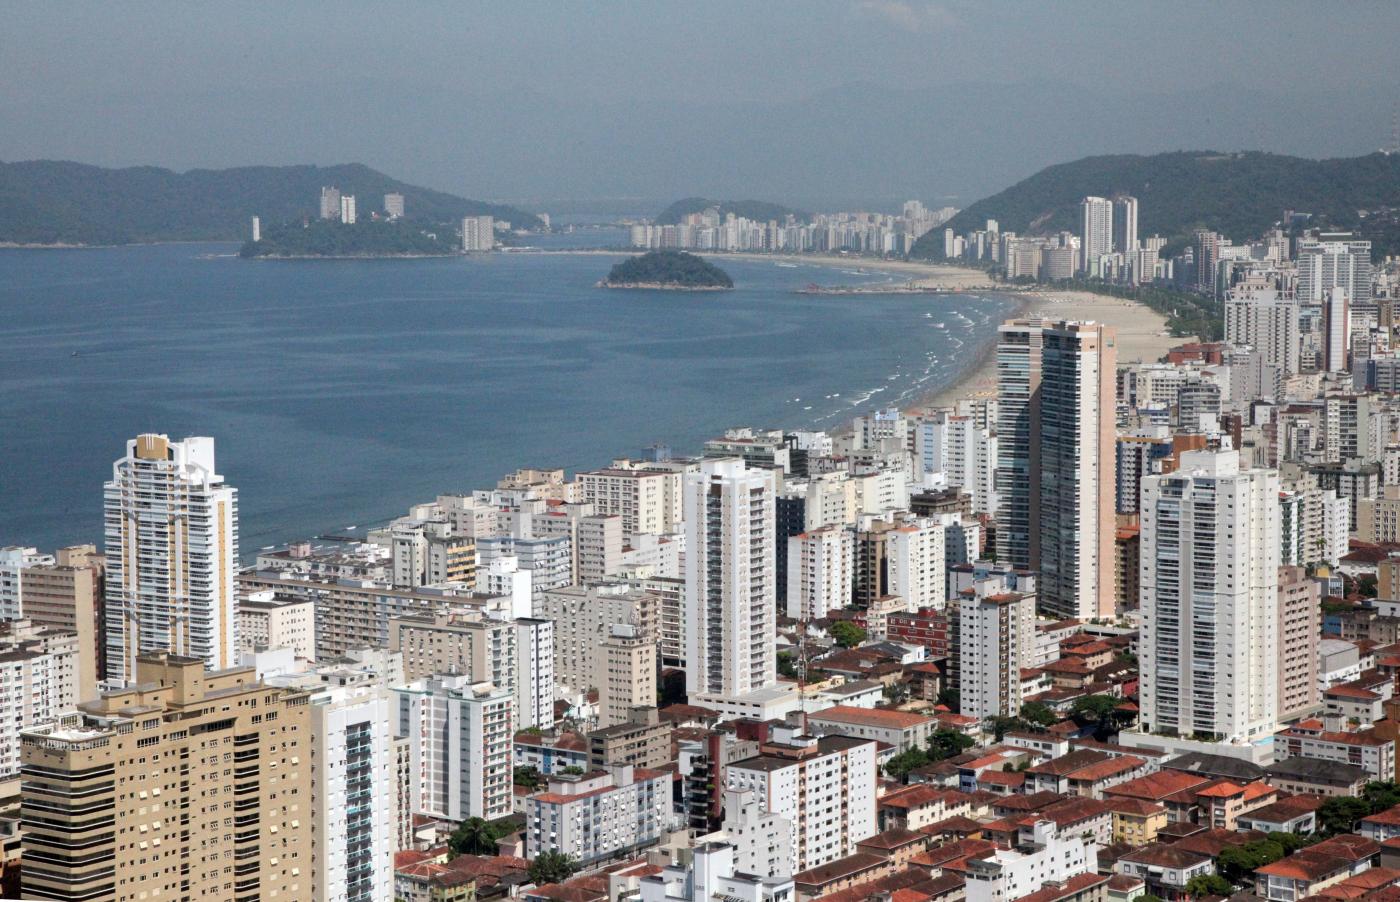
[462,215,494,252]
[578,468,678,537]
[339,194,356,225]
[20,653,313,902]
[533,583,657,697]
[0,546,52,620]
[959,573,1038,722]
[1112,196,1138,255]
[1079,197,1113,273]
[0,620,79,779]
[1277,565,1321,723]
[725,727,877,873]
[384,192,405,219]
[1140,450,1280,744]
[684,458,776,699]
[103,434,239,686]
[1297,235,1372,305]
[996,321,1116,620]
[1224,282,1301,376]
[786,525,854,622]
[1323,286,1351,373]
[394,674,514,821]
[20,544,104,699]
[524,764,671,865]
[597,624,656,729]
[320,185,341,220]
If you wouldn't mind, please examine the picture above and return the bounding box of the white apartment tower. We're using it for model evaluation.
[1140,450,1280,743]
[684,458,776,698]
[462,215,495,251]
[786,525,854,621]
[1112,196,1138,255]
[1323,286,1351,373]
[1079,196,1113,272]
[996,321,1116,620]
[1224,282,1301,376]
[340,194,357,225]
[1297,235,1372,305]
[394,675,514,821]
[103,434,239,686]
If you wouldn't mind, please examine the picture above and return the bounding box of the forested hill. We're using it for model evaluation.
[910,151,1400,259]
[655,197,809,225]
[0,160,542,245]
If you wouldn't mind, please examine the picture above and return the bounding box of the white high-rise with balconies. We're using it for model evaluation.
[1139,449,1280,744]
[684,458,776,699]
[103,434,239,686]
[1079,196,1113,273]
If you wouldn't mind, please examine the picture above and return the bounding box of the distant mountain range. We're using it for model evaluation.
[0,160,541,245]
[911,150,1400,259]
[655,197,809,226]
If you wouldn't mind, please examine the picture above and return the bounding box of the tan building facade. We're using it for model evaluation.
[20,653,314,902]
[21,545,103,701]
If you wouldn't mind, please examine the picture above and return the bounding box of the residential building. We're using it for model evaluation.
[1139,449,1280,744]
[684,458,776,701]
[0,620,78,778]
[340,194,356,224]
[320,185,341,219]
[19,653,313,902]
[1297,234,1372,305]
[1224,282,1301,376]
[534,583,657,697]
[20,544,103,700]
[1277,566,1321,722]
[588,705,670,770]
[239,591,316,660]
[807,705,936,752]
[524,764,671,865]
[640,837,794,902]
[384,192,404,219]
[103,434,239,685]
[959,576,1038,722]
[597,624,655,729]
[964,820,1097,902]
[786,525,853,621]
[578,467,679,538]
[996,320,1116,620]
[1079,197,1113,273]
[462,215,494,251]
[726,728,878,873]
[394,675,514,821]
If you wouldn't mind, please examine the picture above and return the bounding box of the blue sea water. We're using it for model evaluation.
[0,242,1015,551]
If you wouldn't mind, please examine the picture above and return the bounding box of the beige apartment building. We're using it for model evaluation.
[534,584,658,695]
[238,592,316,661]
[21,544,103,702]
[587,706,671,770]
[598,624,656,729]
[20,652,314,902]
[390,610,514,684]
[577,468,676,537]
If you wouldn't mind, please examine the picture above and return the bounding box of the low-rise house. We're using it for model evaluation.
[1254,834,1380,902]
[1276,719,1396,782]
[1025,748,1151,799]
[1113,844,1214,899]
[1103,770,1212,822]
[1265,757,1370,798]
[1102,797,1167,846]
[1362,804,1400,842]
[1193,780,1279,830]
[1236,794,1324,835]
[791,852,890,901]
[514,730,589,774]
[807,704,937,751]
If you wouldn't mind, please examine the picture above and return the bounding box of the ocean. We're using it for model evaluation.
[0,240,1015,551]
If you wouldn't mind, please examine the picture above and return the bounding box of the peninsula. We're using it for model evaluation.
[600,250,733,290]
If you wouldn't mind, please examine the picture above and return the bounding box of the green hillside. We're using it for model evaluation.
[655,197,808,226]
[0,160,541,245]
[911,151,1400,259]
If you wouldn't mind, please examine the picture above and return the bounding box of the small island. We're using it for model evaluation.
[599,250,733,290]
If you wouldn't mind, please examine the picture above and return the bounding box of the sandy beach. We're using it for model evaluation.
[916,288,1190,410]
[538,248,1186,413]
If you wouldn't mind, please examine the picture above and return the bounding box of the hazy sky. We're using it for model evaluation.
[5,2,1399,209]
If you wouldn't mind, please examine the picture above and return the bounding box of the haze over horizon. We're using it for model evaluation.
[6,1,1399,212]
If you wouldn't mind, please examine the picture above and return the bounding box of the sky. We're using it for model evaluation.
[5,2,1399,211]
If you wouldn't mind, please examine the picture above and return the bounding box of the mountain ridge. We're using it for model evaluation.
[0,159,541,245]
[910,150,1400,259]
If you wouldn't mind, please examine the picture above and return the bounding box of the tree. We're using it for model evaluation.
[777,651,800,680]
[928,728,975,761]
[1363,780,1400,813]
[829,621,866,648]
[514,765,542,790]
[1319,796,1372,836]
[936,687,959,710]
[1070,694,1134,740]
[1019,702,1058,728]
[884,747,931,780]
[1184,874,1231,898]
[986,715,1027,742]
[1267,831,1312,852]
[449,817,504,856]
[528,850,580,885]
[559,765,585,776]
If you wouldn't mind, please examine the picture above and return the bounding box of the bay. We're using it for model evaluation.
[0,242,1015,551]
